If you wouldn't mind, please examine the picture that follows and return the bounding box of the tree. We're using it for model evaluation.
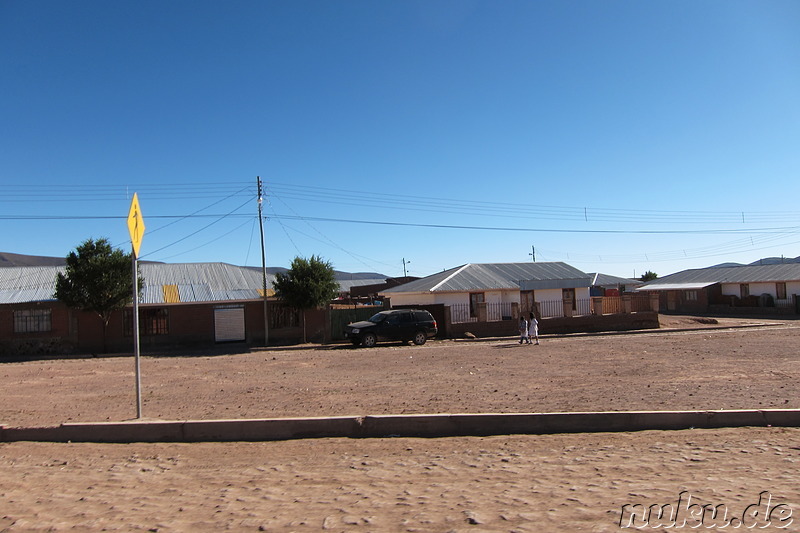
[55,238,141,352]
[639,270,658,282]
[272,255,339,343]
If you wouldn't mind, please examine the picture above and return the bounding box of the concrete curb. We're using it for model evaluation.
[2,409,799,443]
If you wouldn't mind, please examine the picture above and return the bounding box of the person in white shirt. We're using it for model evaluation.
[519,317,529,344]
[528,312,539,345]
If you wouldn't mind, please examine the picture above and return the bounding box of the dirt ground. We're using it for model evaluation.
[2,315,799,531]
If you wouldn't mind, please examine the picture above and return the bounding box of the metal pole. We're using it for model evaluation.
[258,177,269,346]
[132,254,142,418]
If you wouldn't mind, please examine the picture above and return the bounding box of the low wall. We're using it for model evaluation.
[2,409,799,443]
[447,312,659,338]
[707,305,797,317]
[448,318,518,338]
[540,311,659,335]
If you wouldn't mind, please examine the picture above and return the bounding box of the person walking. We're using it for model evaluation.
[519,316,530,344]
[528,312,539,345]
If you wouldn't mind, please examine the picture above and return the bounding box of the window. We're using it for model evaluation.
[740,284,750,298]
[685,290,698,301]
[270,304,300,329]
[469,293,485,318]
[14,309,52,333]
[777,282,787,300]
[124,308,169,336]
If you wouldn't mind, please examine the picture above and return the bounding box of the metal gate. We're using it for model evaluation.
[214,305,245,343]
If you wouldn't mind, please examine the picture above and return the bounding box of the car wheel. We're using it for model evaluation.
[362,332,377,348]
[412,331,427,345]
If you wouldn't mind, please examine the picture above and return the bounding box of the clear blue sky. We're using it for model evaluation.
[2,0,799,279]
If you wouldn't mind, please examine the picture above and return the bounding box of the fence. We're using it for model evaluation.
[594,295,652,314]
[450,295,655,322]
[537,300,564,318]
[450,302,515,324]
[329,305,385,341]
[450,304,477,324]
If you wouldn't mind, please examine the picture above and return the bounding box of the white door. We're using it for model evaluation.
[214,306,245,342]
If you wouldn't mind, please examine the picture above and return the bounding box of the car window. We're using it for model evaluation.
[369,313,387,324]
[399,312,414,323]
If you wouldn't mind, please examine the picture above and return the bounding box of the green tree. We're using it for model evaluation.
[639,270,658,282]
[55,237,141,352]
[272,255,339,343]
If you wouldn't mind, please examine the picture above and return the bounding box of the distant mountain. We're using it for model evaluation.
[747,256,800,266]
[0,252,65,268]
[261,266,387,281]
[708,262,745,268]
[708,256,800,268]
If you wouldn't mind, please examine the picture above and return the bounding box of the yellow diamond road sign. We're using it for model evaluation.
[127,193,145,258]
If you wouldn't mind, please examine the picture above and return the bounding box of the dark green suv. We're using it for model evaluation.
[344,309,438,347]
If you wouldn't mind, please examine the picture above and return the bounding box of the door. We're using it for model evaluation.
[520,290,534,318]
[562,288,576,310]
[667,291,677,311]
[214,306,245,343]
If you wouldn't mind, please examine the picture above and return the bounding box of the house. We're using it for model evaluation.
[587,273,643,296]
[380,262,594,321]
[379,261,659,337]
[0,263,317,355]
[636,263,800,314]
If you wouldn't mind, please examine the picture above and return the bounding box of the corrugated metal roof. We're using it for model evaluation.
[519,277,592,290]
[337,278,387,292]
[635,282,718,291]
[587,273,643,288]
[639,263,800,288]
[0,263,276,305]
[0,266,63,303]
[382,262,591,294]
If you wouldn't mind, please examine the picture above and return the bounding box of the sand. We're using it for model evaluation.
[1,315,799,531]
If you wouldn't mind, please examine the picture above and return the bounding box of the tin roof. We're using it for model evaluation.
[637,263,800,290]
[587,273,643,288]
[0,263,277,305]
[381,262,591,294]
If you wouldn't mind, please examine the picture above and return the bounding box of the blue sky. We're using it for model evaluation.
[2,0,799,279]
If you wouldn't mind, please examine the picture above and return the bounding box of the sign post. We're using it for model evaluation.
[127,193,145,419]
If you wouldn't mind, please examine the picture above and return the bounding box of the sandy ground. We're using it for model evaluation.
[2,315,799,531]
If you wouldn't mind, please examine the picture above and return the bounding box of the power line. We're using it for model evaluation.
[4,212,800,235]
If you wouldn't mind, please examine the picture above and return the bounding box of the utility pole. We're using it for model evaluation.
[257,177,269,346]
[529,245,535,262]
[402,258,411,277]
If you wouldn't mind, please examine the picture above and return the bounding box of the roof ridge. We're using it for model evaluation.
[430,264,471,292]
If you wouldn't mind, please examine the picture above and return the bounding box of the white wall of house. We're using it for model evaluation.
[532,287,590,301]
[721,281,800,301]
[385,292,435,306]
[534,288,563,302]
[720,284,739,297]
[386,287,591,307]
[750,282,777,298]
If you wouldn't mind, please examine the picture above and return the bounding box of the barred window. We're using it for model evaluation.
[777,282,787,300]
[124,308,169,336]
[270,305,300,329]
[13,309,52,333]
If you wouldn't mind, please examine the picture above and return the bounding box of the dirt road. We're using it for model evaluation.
[1,316,798,531]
